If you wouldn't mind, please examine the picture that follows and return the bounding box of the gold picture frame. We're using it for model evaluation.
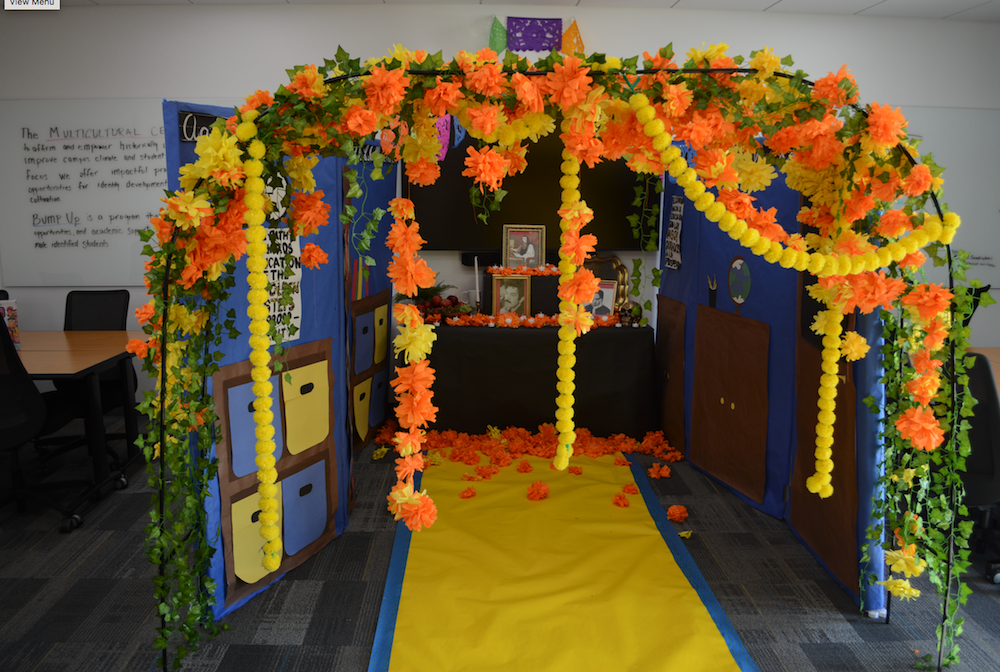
[501,224,546,269]
[493,275,531,316]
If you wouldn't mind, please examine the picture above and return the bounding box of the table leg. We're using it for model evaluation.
[83,370,111,484]
[119,355,139,462]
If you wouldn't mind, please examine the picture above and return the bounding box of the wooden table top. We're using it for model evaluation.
[18,330,146,378]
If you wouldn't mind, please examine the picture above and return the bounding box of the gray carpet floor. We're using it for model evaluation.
[3,419,1000,672]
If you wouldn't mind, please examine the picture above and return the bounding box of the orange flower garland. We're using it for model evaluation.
[386,198,439,531]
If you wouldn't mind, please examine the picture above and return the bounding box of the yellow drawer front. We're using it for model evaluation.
[231,483,283,585]
[282,360,330,454]
[373,303,389,365]
[353,376,372,441]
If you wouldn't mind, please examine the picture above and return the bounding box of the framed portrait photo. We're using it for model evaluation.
[583,280,617,317]
[493,275,531,317]
[501,224,546,269]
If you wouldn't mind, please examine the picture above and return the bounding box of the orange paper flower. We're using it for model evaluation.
[895,405,945,452]
[622,483,639,495]
[517,460,533,473]
[901,284,954,323]
[301,243,328,269]
[613,493,630,507]
[527,481,550,501]
[459,487,477,499]
[667,505,689,523]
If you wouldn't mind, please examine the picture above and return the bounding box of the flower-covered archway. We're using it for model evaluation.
[134,43,985,671]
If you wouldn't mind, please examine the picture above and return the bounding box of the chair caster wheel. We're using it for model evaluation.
[59,514,82,533]
[986,562,1000,583]
[114,474,128,490]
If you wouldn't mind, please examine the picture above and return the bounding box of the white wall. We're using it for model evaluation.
[2,3,998,342]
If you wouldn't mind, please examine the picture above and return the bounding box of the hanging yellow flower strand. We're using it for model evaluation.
[237,110,283,572]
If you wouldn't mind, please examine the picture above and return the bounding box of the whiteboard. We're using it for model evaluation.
[0,99,168,286]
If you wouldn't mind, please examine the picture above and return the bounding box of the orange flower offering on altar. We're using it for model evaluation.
[517,460,533,473]
[648,463,672,479]
[459,487,476,499]
[622,483,639,495]
[613,493,630,507]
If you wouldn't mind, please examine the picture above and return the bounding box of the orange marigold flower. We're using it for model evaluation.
[527,481,550,501]
[400,491,437,532]
[301,243,329,270]
[568,466,583,475]
[717,189,758,220]
[560,228,598,266]
[560,130,604,169]
[895,405,945,451]
[126,338,149,359]
[517,460,534,474]
[389,197,415,221]
[812,65,858,109]
[511,72,545,114]
[240,89,274,114]
[290,191,331,237]
[391,359,436,398]
[667,505,689,523]
[135,302,155,325]
[424,76,465,117]
[386,219,426,258]
[899,250,927,271]
[613,493,630,507]
[557,200,595,230]
[459,487,477,499]
[907,372,941,407]
[876,210,913,239]
[614,456,630,466]
[396,390,438,428]
[387,254,437,297]
[462,145,509,193]
[475,464,500,480]
[558,267,601,305]
[923,318,948,352]
[747,206,788,243]
[845,271,906,315]
[500,143,528,177]
[465,61,505,97]
[622,484,639,495]
[394,453,425,481]
[286,64,327,101]
[466,103,503,138]
[546,55,593,111]
[912,349,943,374]
[394,303,423,329]
[558,304,594,337]
[343,105,379,137]
[364,65,410,116]
[866,102,907,149]
[901,284,954,323]
[405,158,441,187]
[663,83,693,118]
[648,463,671,479]
[903,164,933,196]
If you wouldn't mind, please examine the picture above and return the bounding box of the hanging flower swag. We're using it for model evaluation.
[132,42,986,668]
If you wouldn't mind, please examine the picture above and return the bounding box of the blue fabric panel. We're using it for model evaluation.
[165,99,351,620]
[227,375,284,478]
[354,311,375,375]
[368,367,390,429]
[855,310,886,611]
[281,459,329,556]
[659,172,800,520]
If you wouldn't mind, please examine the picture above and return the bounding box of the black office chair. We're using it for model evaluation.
[0,289,9,300]
[961,353,1000,581]
[36,290,137,473]
[0,316,89,531]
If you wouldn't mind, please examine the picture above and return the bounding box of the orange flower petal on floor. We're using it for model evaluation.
[622,483,639,495]
[527,481,550,501]
[613,493,630,507]
[667,505,689,523]
[459,487,477,499]
[517,460,534,473]
[614,456,630,467]
[568,466,583,475]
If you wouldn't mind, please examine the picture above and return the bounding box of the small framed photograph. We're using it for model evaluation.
[584,280,617,317]
[502,224,545,269]
[493,275,531,316]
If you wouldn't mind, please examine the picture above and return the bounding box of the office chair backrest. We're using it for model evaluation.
[64,290,130,331]
[964,353,1000,507]
[0,317,46,452]
[0,289,8,300]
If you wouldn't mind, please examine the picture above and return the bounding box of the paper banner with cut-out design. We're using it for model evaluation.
[489,16,507,53]
[435,115,451,162]
[507,17,562,52]
[562,19,585,55]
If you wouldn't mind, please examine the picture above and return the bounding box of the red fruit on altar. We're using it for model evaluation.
[447,295,460,305]
[431,295,443,307]
[441,299,453,308]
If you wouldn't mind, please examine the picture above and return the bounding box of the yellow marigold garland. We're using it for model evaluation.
[241,112,283,572]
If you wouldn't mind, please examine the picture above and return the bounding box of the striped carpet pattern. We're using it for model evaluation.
[2,418,1000,671]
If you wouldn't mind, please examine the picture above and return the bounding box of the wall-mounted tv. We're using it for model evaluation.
[404,119,660,254]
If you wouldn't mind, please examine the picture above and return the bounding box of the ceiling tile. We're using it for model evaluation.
[764,0,884,15]
[944,0,1000,20]
[858,0,991,19]
[671,0,779,10]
